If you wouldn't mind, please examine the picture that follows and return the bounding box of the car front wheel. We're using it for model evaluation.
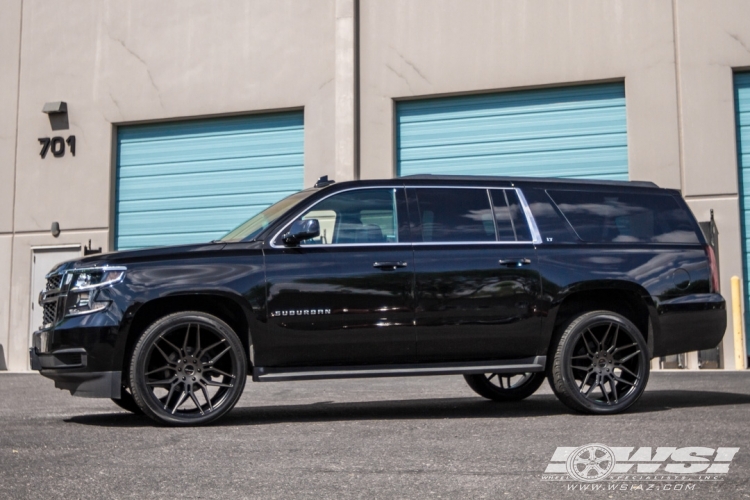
[549,310,649,414]
[129,311,247,426]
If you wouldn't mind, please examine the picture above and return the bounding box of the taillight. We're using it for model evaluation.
[705,244,720,293]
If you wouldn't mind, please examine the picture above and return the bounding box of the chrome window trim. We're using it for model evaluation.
[269,184,543,248]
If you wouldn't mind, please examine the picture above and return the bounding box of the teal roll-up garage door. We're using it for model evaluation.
[734,72,750,354]
[396,83,628,180]
[115,112,304,250]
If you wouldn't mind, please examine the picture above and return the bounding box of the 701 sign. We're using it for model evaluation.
[38,135,76,158]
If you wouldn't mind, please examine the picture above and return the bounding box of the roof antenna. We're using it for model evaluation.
[314,175,336,188]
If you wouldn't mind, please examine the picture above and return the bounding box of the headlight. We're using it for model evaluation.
[64,267,126,316]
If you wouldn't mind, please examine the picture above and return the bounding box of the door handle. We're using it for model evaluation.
[498,258,531,267]
[373,261,408,270]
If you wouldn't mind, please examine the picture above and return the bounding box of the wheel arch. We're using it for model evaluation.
[115,292,254,376]
[541,282,657,360]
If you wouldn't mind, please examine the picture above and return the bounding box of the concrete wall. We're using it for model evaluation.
[3,0,750,370]
[359,0,682,190]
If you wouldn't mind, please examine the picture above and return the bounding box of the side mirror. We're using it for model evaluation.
[282,219,320,246]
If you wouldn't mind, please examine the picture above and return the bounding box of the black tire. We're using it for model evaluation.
[129,311,247,426]
[549,310,649,415]
[111,386,143,414]
[463,372,546,402]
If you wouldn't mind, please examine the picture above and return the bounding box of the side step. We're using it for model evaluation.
[253,356,546,382]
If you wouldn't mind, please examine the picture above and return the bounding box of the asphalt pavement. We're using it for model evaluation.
[1,371,750,499]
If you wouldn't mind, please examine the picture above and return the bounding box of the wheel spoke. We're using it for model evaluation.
[145,365,172,376]
[579,371,593,391]
[183,324,191,353]
[162,382,179,410]
[146,377,174,386]
[582,330,596,355]
[199,383,213,412]
[607,325,620,354]
[617,350,641,364]
[600,381,611,404]
[613,374,636,387]
[195,325,201,353]
[572,365,590,372]
[189,390,204,415]
[571,354,592,360]
[199,339,226,358]
[205,380,233,388]
[160,336,182,355]
[153,343,172,363]
[208,346,231,365]
[486,373,498,382]
[616,364,639,379]
[600,323,613,350]
[171,391,188,414]
[608,377,618,403]
[206,366,236,379]
[613,343,638,354]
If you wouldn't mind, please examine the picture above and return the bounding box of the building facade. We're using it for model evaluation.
[1,0,749,371]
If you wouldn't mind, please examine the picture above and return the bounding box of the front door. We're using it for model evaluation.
[262,187,415,367]
[409,187,542,362]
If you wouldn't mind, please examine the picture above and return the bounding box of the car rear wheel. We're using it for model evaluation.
[463,372,546,402]
[129,311,247,426]
[549,310,649,414]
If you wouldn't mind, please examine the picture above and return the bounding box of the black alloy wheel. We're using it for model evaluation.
[463,372,546,402]
[549,310,649,414]
[111,386,143,414]
[129,311,247,426]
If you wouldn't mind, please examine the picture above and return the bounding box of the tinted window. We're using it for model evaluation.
[222,190,316,242]
[296,188,400,245]
[415,188,495,242]
[547,190,700,244]
[491,190,533,242]
[521,188,578,243]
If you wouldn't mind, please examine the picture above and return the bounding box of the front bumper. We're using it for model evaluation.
[30,347,122,398]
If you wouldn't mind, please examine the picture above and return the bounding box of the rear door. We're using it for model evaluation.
[410,186,542,362]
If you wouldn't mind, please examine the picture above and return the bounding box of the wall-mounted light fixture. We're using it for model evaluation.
[51,222,61,237]
[42,101,69,130]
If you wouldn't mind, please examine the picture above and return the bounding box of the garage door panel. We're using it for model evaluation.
[118,153,303,179]
[116,112,304,250]
[399,85,626,119]
[397,82,628,181]
[400,146,628,180]
[734,72,750,353]
[399,132,627,162]
[117,165,303,201]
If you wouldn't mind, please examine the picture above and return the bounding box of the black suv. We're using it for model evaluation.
[31,175,726,425]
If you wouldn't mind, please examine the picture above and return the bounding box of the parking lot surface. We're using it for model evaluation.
[1,371,750,499]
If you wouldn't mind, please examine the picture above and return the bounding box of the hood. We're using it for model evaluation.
[47,241,264,275]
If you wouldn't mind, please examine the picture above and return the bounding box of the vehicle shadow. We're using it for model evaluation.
[65,388,750,428]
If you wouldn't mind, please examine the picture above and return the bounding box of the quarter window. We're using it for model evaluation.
[547,190,700,244]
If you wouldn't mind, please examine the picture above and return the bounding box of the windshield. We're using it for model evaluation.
[220,190,316,242]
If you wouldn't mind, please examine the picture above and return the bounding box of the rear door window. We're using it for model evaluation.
[414,188,496,242]
[547,190,700,244]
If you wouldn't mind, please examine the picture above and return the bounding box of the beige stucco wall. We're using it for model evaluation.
[358,0,682,190]
[13,0,338,236]
[3,0,750,370]
[0,0,22,235]
[676,0,750,368]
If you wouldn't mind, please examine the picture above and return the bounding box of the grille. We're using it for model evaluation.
[46,274,62,291]
[43,302,57,326]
